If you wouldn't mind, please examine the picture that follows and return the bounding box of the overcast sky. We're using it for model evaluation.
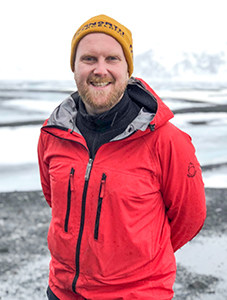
[1,0,227,80]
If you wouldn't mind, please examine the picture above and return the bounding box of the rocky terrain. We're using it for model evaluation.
[0,188,226,299]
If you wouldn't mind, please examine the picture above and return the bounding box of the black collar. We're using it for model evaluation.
[77,90,137,132]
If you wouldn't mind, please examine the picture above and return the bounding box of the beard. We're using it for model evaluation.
[75,74,129,114]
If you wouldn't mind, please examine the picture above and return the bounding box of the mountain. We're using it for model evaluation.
[134,49,227,83]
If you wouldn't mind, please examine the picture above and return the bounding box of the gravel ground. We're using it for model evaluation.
[0,188,226,300]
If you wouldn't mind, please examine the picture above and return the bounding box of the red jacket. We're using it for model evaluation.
[38,78,206,300]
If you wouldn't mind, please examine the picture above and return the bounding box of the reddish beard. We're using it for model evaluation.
[75,74,128,114]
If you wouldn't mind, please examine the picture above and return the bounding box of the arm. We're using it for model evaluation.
[37,129,52,207]
[158,123,206,252]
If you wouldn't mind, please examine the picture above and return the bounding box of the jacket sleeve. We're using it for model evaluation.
[157,123,206,252]
[37,129,52,207]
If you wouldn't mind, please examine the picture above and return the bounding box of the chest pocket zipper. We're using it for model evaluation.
[94,173,107,240]
[64,167,75,232]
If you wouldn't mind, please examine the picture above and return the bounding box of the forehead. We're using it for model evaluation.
[76,33,124,56]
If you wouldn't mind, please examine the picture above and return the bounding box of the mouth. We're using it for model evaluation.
[88,76,113,88]
[90,81,111,87]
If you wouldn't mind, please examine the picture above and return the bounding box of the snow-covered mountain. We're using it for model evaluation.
[134,49,227,83]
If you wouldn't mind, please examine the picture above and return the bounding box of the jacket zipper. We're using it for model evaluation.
[72,158,93,293]
[64,167,75,232]
[94,173,107,240]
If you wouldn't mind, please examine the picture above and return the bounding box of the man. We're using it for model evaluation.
[38,14,206,300]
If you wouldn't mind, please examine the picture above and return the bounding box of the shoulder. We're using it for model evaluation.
[152,121,192,145]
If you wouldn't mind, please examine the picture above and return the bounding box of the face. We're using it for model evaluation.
[74,33,129,115]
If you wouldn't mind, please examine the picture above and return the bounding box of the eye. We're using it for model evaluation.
[106,56,119,62]
[81,56,97,63]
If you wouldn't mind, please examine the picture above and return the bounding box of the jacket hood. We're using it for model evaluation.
[46,77,174,138]
[128,77,174,129]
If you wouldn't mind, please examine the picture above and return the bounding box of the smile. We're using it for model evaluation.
[90,82,111,87]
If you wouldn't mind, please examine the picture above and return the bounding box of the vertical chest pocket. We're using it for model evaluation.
[94,173,107,240]
[64,167,75,232]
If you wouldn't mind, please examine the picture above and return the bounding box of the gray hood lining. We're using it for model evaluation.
[45,79,157,140]
[111,108,155,141]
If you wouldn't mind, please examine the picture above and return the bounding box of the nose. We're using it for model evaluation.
[93,59,108,76]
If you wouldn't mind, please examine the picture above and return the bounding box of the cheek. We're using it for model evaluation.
[74,63,90,80]
[74,69,87,85]
[114,64,129,81]
[115,70,129,85]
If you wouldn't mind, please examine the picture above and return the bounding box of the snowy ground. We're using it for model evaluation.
[0,80,227,299]
[1,80,227,192]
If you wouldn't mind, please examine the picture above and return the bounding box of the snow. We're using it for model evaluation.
[175,235,227,299]
[0,126,40,165]
[1,99,60,114]
[0,82,227,192]
[0,126,42,192]
[203,166,227,188]
[176,235,227,278]
[159,89,227,105]
[171,112,227,165]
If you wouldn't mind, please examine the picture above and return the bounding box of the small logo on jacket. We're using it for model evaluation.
[187,162,197,177]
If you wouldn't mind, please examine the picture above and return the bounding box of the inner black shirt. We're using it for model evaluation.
[76,90,140,158]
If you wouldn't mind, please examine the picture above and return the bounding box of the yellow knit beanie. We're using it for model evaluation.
[70,14,133,76]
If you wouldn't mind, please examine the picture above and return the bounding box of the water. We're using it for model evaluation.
[0,79,227,192]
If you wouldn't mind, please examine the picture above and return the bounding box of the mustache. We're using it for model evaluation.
[87,75,114,84]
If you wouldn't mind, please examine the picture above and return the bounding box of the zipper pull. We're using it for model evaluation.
[85,158,93,181]
[70,167,75,191]
[100,173,107,199]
